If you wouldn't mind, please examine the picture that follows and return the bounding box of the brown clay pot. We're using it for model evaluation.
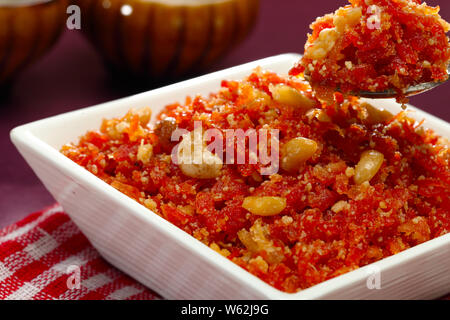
[0,0,68,85]
[76,0,259,79]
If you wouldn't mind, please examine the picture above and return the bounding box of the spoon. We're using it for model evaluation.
[355,65,450,99]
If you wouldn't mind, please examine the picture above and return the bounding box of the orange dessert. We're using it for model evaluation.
[61,69,449,293]
[291,0,450,102]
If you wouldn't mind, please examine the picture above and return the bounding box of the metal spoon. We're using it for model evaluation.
[355,65,450,99]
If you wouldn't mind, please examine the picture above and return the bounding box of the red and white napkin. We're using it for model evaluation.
[0,204,159,300]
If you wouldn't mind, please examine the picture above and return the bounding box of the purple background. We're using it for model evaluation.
[1,0,449,228]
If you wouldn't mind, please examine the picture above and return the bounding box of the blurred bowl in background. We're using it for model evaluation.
[77,0,259,80]
[0,0,68,86]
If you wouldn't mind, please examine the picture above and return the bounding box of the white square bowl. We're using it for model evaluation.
[10,54,450,300]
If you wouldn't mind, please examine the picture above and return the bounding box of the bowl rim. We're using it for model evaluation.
[10,53,450,299]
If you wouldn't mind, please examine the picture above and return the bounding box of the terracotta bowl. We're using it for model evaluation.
[76,0,260,79]
[0,0,68,85]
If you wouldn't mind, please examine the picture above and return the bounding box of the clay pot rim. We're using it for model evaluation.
[102,0,234,7]
[0,0,56,7]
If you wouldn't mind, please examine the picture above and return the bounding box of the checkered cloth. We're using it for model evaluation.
[0,204,160,300]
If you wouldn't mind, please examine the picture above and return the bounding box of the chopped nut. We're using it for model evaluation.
[333,7,363,32]
[115,121,129,134]
[281,215,294,225]
[306,108,331,122]
[331,200,349,213]
[176,128,223,179]
[242,196,287,216]
[281,137,318,172]
[422,60,431,68]
[305,28,339,60]
[178,205,195,216]
[269,84,316,110]
[237,220,284,264]
[136,106,152,126]
[345,167,355,178]
[137,140,153,164]
[249,256,269,273]
[354,150,384,184]
[143,198,157,211]
[362,103,394,125]
[210,242,231,257]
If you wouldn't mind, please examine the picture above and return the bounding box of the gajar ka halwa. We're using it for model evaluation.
[61,69,449,293]
[291,0,450,103]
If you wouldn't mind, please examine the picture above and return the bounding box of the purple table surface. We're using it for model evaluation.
[1,0,449,228]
